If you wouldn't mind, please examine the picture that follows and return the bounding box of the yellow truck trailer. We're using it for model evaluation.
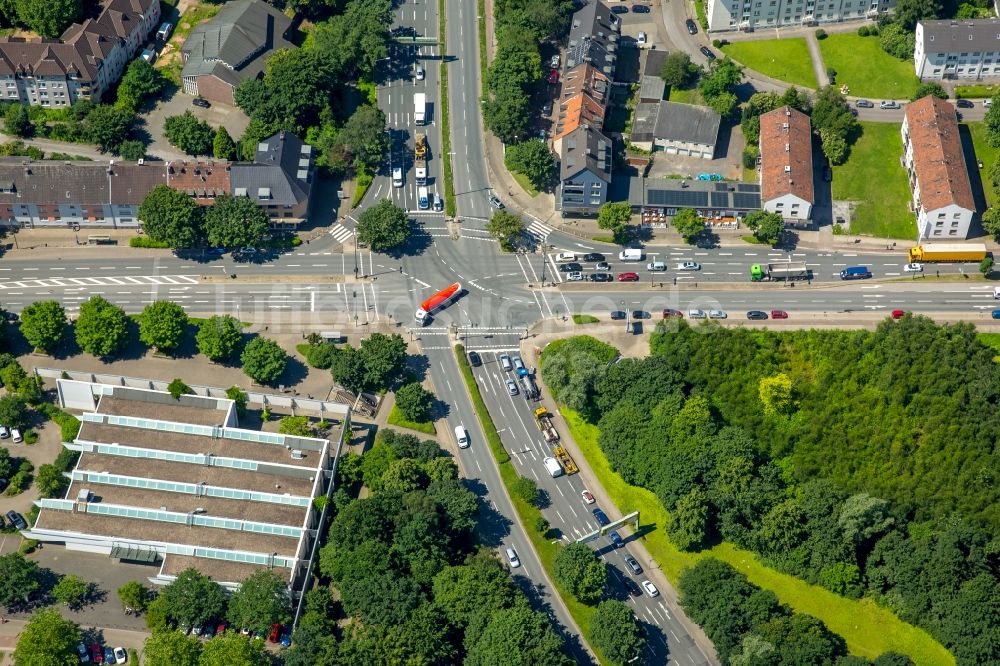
[908,243,988,263]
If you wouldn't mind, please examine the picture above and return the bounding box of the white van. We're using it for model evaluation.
[994,286,1000,299]
[392,167,403,187]
[505,547,521,568]
[543,457,563,477]
[454,425,470,449]
[619,248,644,262]
[647,261,666,272]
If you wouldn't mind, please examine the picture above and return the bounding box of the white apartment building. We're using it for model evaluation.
[914,19,1000,80]
[704,0,895,32]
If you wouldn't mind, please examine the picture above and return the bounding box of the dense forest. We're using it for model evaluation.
[540,319,1000,665]
[281,429,573,665]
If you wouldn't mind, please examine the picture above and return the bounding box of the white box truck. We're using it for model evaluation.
[543,457,564,478]
[619,248,643,262]
[414,93,426,125]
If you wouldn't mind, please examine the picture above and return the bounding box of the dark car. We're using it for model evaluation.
[192,97,210,108]
[957,98,974,108]
[609,530,624,548]
[592,508,610,526]
[699,45,715,60]
[623,577,643,597]
[992,309,1000,319]
[103,648,115,664]
[632,322,642,335]
[771,309,789,319]
[583,253,605,262]
[632,4,650,12]
[686,18,698,34]
[631,310,648,319]
[624,555,643,575]
[0,478,7,494]
[855,99,874,108]
[590,273,613,282]
[559,262,582,272]
[6,511,26,530]
[662,308,683,318]
[468,351,482,367]
[746,310,768,320]
[610,310,626,320]
[611,4,628,13]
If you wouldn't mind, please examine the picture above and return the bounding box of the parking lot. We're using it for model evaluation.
[139,88,250,161]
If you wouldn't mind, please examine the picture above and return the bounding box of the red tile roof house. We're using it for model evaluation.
[0,0,160,107]
[758,106,814,224]
[901,95,976,240]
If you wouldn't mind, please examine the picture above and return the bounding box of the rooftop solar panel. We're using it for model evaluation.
[732,193,761,209]
[710,192,729,207]
[737,183,760,192]
[647,189,708,207]
[714,182,729,192]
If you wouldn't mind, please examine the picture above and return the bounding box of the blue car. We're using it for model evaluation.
[609,530,624,548]
[592,508,610,526]
[993,309,1000,319]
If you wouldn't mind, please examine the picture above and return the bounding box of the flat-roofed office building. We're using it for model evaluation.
[25,382,349,596]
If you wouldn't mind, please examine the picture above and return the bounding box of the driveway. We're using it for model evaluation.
[139,88,250,161]
[646,122,746,181]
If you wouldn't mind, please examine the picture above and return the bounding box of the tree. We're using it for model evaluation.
[158,568,226,629]
[913,82,948,101]
[226,570,291,638]
[820,127,849,165]
[510,475,540,506]
[597,201,632,232]
[12,609,81,666]
[0,552,41,607]
[504,139,555,190]
[138,185,203,248]
[672,208,704,243]
[330,344,367,393]
[241,337,287,385]
[116,59,164,112]
[669,486,711,551]
[196,315,243,361]
[203,194,269,250]
[35,463,68,498]
[52,574,89,609]
[5,103,32,137]
[395,382,434,422]
[873,653,917,666]
[356,199,410,251]
[983,206,1000,238]
[759,373,794,416]
[381,458,429,492]
[0,395,27,430]
[837,493,894,550]
[699,58,743,101]
[212,126,236,160]
[879,21,916,59]
[743,210,785,245]
[200,632,269,666]
[482,87,533,144]
[465,604,572,666]
[986,93,1000,147]
[335,105,390,173]
[278,415,313,436]
[16,0,81,37]
[167,378,191,399]
[163,111,216,156]
[359,332,407,390]
[487,210,525,249]
[117,581,150,613]
[590,600,647,665]
[980,256,994,277]
[894,0,942,30]
[226,386,248,416]
[660,51,698,88]
[117,140,146,161]
[20,300,67,353]
[141,630,202,666]
[75,295,128,358]
[553,542,608,604]
[139,300,188,352]
[83,104,133,152]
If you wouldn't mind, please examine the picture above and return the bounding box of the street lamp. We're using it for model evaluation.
[622,299,629,333]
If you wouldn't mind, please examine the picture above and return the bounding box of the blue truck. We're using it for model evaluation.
[840,266,872,280]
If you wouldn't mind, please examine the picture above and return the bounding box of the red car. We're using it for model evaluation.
[547,69,559,85]
[770,309,789,319]
[269,623,282,644]
[617,272,638,282]
[90,644,103,664]
[891,309,906,319]
[662,309,683,318]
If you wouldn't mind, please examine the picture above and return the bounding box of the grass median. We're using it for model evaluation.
[439,0,457,218]
[453,344,608,664]
[558,408,954,666]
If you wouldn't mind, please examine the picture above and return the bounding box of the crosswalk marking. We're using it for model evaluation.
[329,224,354,244]
[0,275,201,289]
[526,220,554,243]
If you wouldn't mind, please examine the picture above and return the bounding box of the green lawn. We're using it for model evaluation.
[721,38,818,89]
[560,408,956,666]
[386,404,437,435]
[956,84,1000,98]
[572,314,599,325]
[818,34,919,99]
[832,122,916,239]
[511,171,540,197]
[963,122,998,207]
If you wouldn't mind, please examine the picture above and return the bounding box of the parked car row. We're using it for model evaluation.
[610,309,789,321]
[0,425,22,442]
[77,643,126,664]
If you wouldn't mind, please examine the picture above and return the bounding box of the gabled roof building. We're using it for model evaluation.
[915,19,1000,80]
[759,105,814,223]
[558,125,612,217]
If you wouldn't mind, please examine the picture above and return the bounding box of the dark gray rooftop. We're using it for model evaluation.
[653,102,721,145]
[560,125,613,183]
[639,75,666,103]
[230,131,313,207]
[565,0,621,77]
[629,101,661,143]
[628,177,761,210]
[919,19,1000,53]
[181,0,292,86]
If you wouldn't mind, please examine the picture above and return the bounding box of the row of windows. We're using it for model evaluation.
[73,471,311,507]
[87,502,303,537]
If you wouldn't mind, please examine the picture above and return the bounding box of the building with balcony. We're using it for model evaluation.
[704,0,895,32]
[759,105,814,223]
[0,0,159,107]
[901,95,975,240]
[914,19,1000,80]
[24,382,349,596]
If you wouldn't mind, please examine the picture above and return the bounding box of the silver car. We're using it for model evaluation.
[676,261,701,271]
[709,309,727,319]
[506,379,519,395]
[688,309,706,319]
[499,354,513,371]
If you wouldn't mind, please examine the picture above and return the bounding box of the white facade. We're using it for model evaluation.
[763,192,812,221]
[656,137,715,158]
[705,0,894,32]
[914,20,1000,80]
